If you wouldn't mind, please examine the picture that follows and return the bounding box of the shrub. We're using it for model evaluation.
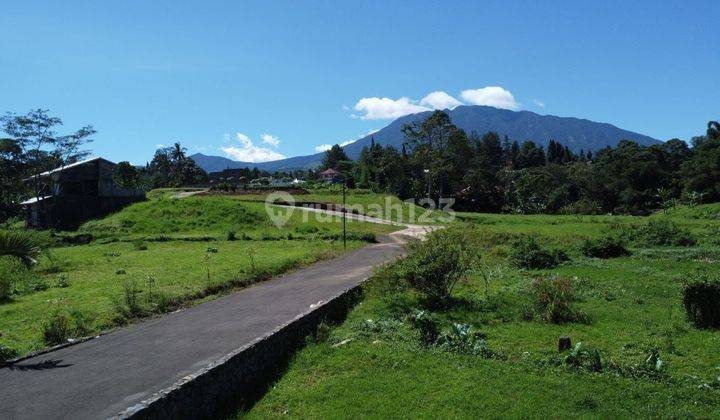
[314,322,331,343]
[0,230,41,267]
[43,308,71,345]
[0,259,15,302]
[226,230,237,241]
[0,344,18,361]
[435,323,491,356]
[56,274,70,288]
[407,310,439,345]
[683,276,720,329]
[565,342,603,372]
[638,219,696,247]
[114,280,146,320]
[394,231,472,307]
[69,309,93,337]
[529,276,588,324]
[581,235,631,258]
[510,236,569,269]
[132,240,148,251]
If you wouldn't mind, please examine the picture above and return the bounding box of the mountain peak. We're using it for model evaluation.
[191,106,660,172]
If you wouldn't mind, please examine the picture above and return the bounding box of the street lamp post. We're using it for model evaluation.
[423,168,430,204]
[342,176,347,250]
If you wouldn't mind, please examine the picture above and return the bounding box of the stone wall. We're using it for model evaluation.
[117,285,363,419]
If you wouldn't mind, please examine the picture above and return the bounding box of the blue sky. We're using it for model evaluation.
[1,1,718,164]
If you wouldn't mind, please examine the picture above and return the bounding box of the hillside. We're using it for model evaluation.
[191,105,661,172]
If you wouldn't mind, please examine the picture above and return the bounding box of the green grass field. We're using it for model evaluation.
[214,189,450,225]
[244,203,720,418]
[0,191,399,357]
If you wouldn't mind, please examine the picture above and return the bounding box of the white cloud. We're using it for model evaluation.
[220,132,286,162]
[533,99,545,108]
[460,86,520,110]
[314,139,356,153]
[155,144,165,148]
[260,133,280,148]
[419,91,463,110]
[314,144,333,152]
[352,97,430,120]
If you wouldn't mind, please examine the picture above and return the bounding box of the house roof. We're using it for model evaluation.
[25,157,115,180]
[320,168,340,175]
[19,195,53,205]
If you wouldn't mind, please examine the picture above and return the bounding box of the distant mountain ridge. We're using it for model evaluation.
[190,105,661,172]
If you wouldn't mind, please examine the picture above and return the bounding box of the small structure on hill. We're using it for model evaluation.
[320,168,342,184]
[21,157,145,229]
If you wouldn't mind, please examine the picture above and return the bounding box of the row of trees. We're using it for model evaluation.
[116,143,208,190]
[322,111,720,215]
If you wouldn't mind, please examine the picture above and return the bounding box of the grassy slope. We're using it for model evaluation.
[0,192,398,356]
[245,204,720,418]
[80,195,397,237]
[223,190,450,225]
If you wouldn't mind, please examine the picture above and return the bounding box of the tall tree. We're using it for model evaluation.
[321,144,349,170]
[402,110,463,199]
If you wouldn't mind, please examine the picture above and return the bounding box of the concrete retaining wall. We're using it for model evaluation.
[116,285,363,419]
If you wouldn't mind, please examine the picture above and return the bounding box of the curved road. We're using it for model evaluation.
[0,213,435,419]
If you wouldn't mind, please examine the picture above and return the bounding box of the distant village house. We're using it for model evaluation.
[21,157,145,229]
[319,168,342,184]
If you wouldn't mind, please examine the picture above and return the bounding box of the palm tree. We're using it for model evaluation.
[0,231,41,268]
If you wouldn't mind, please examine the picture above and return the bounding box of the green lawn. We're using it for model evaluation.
[219,190,450,225]
[244,204,720,418]
[0,192,396,357]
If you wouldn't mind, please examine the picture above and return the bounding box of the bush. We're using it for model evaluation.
[132,240,148,251]
[42,308,71,345]
[0,344,18,362]
[638,219,696,246]
[565,342,603,372]
[394,231,472,307]
[226,230,237,241]
[435,323,491,356]
[581,235,631,258]
[407,310,439,345]
[70,309,94,337]
[683,276,720,329]
[114,280,146,320]
[0,257,44,299]
[0,262,13,302]
[529,276,588,324]
[314,322,331,343]
[510,237,569,269]
[56,274,70,288]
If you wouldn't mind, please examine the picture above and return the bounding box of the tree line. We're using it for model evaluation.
[322,111,720,215]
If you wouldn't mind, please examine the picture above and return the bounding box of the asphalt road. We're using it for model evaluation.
[0,236,407,419]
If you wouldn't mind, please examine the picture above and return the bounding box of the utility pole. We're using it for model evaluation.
[342,176,347,250]
[424,168,430,204]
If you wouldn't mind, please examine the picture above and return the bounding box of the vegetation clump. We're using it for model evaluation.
[394,230,472,307]
[0,344,18,362]
[683,275,720,329]
[434,323,492,357]
[42,308,71,345]
[637,219,696,247]
[528,276,588,324]
[510,236,569,269]
[581,235,631,258]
